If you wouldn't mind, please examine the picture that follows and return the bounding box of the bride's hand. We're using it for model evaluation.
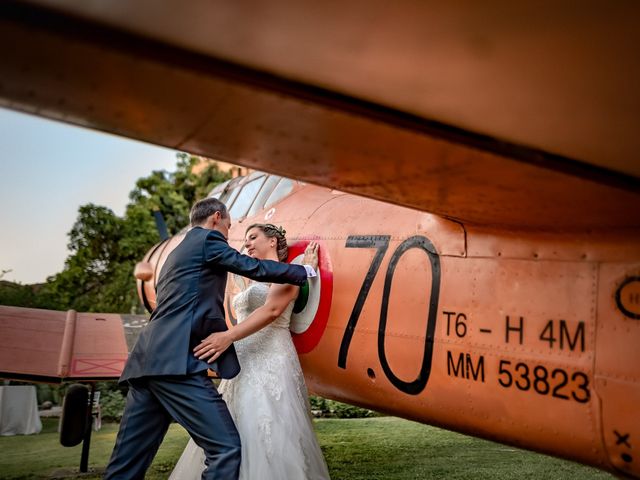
[194,331,233,363]
[302,241,319,271]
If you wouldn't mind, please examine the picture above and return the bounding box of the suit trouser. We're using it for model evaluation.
[104,373,240,480]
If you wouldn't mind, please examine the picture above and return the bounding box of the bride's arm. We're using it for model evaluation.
[194,283,299,363]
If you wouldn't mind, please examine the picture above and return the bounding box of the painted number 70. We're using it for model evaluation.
[338,235,441,395]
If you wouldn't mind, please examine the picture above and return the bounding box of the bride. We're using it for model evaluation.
[169,224,330,480]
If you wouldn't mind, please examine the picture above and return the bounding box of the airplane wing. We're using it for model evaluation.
[1,1,639,230]
[0,305,137,383]
[1,4,639,475]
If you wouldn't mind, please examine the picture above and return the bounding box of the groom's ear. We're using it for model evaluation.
[202,211,220,229]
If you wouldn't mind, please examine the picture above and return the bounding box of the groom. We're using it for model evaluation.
[104,197,314,480]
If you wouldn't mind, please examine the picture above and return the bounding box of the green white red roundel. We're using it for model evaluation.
[288,241,333,354]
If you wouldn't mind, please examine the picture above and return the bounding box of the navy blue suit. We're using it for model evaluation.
[105,227,307,479]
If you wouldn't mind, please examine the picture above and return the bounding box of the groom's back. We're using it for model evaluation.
[154,227,208,320]
[154,227,228,324]
[121,226,238,381]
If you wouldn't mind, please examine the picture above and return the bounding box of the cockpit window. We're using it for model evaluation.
[218,176,244,207]
[228,174,267,219]
[222,185,241,208]
[263,178,295,209]
[208,172,295,219]
[209,179,231,199]
[246,175,281,217]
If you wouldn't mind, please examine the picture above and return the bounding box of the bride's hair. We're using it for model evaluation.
[245,223,288,262]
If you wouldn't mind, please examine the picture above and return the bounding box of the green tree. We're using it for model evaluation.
[38,154,230,313]
[43,204,129,312]
[0,277,61,310]
[0,280,45,308]
[128,153,228,233]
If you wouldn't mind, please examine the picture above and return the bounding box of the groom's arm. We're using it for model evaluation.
[194,283,299,363]
[204,231,311,285]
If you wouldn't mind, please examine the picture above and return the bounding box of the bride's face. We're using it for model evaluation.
[244,227,275,259]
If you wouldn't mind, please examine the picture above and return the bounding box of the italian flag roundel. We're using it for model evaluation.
[288,240,333,354]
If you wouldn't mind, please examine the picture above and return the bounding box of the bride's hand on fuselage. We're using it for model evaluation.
[302,241,319,272]
[194,283,300,363]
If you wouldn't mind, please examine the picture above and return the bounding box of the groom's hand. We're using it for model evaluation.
[194,331,233,363]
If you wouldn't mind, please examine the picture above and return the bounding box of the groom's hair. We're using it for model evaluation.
[190,197,228,226]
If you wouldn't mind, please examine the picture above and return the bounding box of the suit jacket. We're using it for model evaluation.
[120,227,308,382]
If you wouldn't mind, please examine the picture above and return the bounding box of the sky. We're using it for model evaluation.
[0,108,179,284]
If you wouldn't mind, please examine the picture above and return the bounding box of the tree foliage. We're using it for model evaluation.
[0,154,230,313]
[0,280,60,309]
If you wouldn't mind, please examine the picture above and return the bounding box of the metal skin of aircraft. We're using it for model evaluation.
[1,0,640,478]
[131,171,640,479]
[0,307,130,383]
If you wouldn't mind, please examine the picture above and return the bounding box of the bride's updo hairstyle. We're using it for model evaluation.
[246,223,288,262]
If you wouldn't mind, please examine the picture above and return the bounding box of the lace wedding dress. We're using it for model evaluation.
[169,282,330,479]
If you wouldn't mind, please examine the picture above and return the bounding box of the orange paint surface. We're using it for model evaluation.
[134,177,640,477]
[0,307,128,382]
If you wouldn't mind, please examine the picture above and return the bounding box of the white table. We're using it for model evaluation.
[0,385,42,435]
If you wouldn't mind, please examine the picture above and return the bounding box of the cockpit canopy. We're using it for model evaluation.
[209,172,296,221]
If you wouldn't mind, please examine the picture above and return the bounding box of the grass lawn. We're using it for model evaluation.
[0,417,612,479]
[316,417,612,480]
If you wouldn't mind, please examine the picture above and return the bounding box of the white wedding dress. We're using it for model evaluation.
[169,282,330,480]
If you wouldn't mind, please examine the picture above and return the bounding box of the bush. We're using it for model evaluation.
[95,381,128,422]
[309,395,377,418]
[36,383,63,405]
[88,389,377,422]
[100,389,126,422]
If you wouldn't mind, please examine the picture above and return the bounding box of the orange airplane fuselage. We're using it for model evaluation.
[137,175,640,478]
